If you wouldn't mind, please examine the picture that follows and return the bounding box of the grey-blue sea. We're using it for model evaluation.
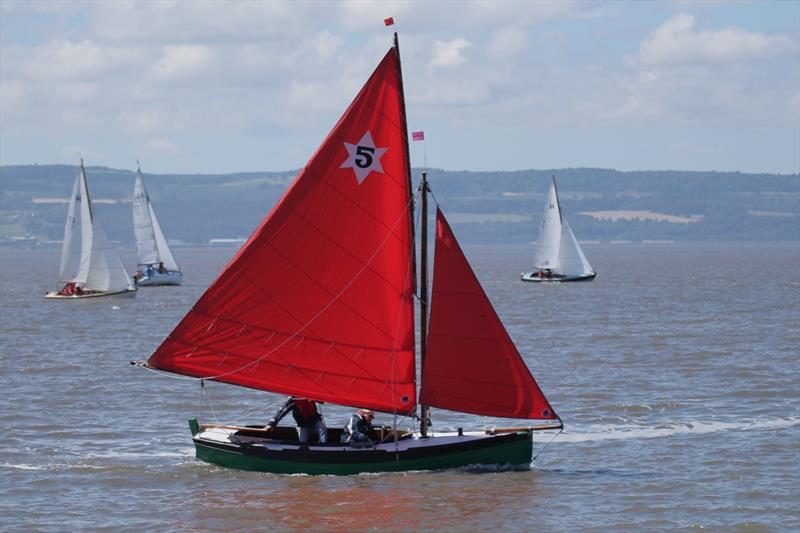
[1,242,798,532]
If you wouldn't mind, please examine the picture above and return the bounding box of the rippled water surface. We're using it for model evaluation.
[2,242,798,531]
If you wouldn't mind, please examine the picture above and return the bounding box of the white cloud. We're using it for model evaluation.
[414,81,491,106]
[13,40,145,82]
[53,82,98,103]
[2,1,797,174]
[148,45,217,83]
[306,31,345,61]
[639,13,796,66]
[486,28,528,60]
[286,79,348,111]
[90,1,310,43]
[610,13,800,129]
[117,108,167,135]
[0,81,26,110]
[460,0,580,26]
[143,138,180,154]
[430,38,472,69]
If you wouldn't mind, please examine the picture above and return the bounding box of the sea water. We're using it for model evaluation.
[1,242,798,531]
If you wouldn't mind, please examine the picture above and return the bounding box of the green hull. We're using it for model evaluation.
[193,432,534,475]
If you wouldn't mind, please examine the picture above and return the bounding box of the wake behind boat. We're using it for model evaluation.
[46,159,136,300]
[132,162,182,286]
[521,176,596,283]
[135,32,561,475]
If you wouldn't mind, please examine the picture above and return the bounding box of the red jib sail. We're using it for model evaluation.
[420,209,557,420]
[148,47,416,414]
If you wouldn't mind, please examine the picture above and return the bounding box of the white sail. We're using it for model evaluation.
[133,170,159,265]
[55,159,134,293]
[58,173,84,282]
[526,176,595,281]
[148,203,179,271]
[85,218,135,292]
[132,167,179,272]
[59,163,94,283]
[558,219,594,277]
[532,178,562,270]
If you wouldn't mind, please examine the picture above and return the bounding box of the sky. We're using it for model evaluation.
[1,0,798,175]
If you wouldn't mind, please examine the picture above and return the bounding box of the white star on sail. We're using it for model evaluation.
[340,131,388,185]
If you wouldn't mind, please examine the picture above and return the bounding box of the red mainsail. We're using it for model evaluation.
[148,48,416,414]
[420,209,557,420]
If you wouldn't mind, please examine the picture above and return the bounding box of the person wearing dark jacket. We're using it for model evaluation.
[341,409,376,447]
[267,396,327,443]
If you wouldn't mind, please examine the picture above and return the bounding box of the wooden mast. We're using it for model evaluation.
[419,171,430,436]
[393,31,428,433]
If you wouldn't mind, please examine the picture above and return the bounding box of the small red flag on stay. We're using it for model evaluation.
[384,17,394,26]
[412,131,425,141]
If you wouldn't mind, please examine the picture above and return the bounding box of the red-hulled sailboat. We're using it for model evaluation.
[135,33,561,475]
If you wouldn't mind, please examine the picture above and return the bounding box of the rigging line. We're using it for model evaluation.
[227,400,285,426]
[179,188,422,384]
[131,360,205,382]
[200,379,221,425]
[427,185,442,209]
[531,426,563,462]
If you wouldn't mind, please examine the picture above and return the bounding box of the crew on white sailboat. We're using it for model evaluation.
[133,261,167,282]
[56,282,84,296]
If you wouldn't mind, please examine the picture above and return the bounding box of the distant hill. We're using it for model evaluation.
[1,164,797,245]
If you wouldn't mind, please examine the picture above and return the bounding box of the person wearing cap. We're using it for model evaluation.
[341,409,376,446]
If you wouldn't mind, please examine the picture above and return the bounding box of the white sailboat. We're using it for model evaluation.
[46,159,137,299]
[131,162,182,286]
[521,176,596,282]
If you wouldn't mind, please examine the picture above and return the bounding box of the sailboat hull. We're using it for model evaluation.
[520,271,596,283]
[135,270,183,286]
[191,424,534,475]
[44,288,137,299]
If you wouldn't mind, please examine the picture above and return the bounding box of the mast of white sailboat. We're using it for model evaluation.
[552,175,562,225]
[136,159,143,195]
[80,158,94,223]
[393,31,428,434]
